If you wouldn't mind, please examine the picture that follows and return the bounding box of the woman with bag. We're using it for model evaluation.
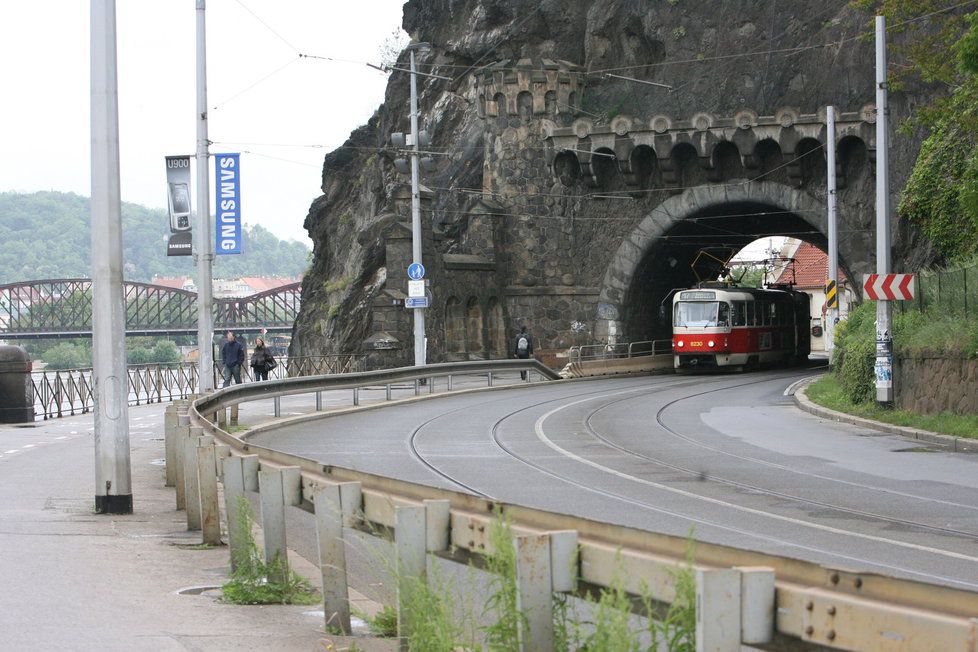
[250,337,277,381]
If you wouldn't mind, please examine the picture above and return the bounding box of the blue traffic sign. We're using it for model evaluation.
[407,263,426,280]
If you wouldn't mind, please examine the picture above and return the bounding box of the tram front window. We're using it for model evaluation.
[674,301,729,328]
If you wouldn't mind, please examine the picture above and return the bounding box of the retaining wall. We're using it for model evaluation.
[896,356,978,415]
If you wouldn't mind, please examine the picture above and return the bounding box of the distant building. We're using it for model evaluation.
[774,240,854,352]
[151,276,299,298]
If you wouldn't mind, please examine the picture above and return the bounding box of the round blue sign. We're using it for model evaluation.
[407,263,426,280]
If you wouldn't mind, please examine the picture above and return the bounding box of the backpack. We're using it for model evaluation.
[517,335,529,353]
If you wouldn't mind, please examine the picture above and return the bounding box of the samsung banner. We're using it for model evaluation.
[215,153,241,255]
[164,155,192,256]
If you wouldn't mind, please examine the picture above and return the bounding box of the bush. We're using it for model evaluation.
[834,302,875,403]
[42,342,91,369]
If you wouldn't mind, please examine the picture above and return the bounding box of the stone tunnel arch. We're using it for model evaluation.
[594,182,860,344]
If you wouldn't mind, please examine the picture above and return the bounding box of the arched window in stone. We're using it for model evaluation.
[553,151,581,187]
[478,93,486,119]
[752,139,785,183]
[544,90,557,117]
[837,136,868,188]
[493,92,508,128]
[794,138,825,187]
[669,142,706,188]
[713,141,745,180]
[630,145,658,190]
[445,296,465,354]
[592,148,620,191]
[517,91,534,122]
[487,297,506,358]
[465,297,485,358]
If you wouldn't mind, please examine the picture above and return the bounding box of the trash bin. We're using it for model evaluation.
[0,345,34,423]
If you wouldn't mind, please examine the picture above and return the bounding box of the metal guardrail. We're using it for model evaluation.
[30,355,365,420]
[568,339,672,363]
[178,360,978,651]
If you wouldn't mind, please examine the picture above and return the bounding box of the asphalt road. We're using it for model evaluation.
[249,368,978,591]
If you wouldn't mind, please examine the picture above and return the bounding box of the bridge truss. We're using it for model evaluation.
[0,279,301,339]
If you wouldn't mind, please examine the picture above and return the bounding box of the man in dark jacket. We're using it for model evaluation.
[220,330,246,387]
[514,325,534,380]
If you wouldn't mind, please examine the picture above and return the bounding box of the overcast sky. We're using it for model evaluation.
[1,1,406,245]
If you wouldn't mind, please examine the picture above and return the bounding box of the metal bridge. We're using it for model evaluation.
[0,279,300,339]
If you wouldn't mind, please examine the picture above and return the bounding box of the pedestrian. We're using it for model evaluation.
[250,336,277,381]
[514,325,534,380]
[220,330,245,388]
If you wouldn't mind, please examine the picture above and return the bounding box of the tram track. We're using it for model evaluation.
[404,370,978,589]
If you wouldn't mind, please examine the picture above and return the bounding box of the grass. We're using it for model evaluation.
[221,497,320,605]
[806,374,978,439]
[174,542,217,551]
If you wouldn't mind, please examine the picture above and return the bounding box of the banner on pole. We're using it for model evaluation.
[164,155,193,256]
[215,153,241,255]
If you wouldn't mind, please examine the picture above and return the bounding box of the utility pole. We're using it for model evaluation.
[825,106,839,354]
[408,43,429,367]
[196,0,215,391]
[90,0,132,514]
[875,16,894,406]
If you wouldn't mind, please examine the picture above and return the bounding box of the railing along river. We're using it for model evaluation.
[29,355,365,420]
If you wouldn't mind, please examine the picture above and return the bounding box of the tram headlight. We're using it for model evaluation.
[677,341,684,348]
[708,340,715,348]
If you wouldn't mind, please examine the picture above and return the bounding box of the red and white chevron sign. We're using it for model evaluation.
[863,273,915,301]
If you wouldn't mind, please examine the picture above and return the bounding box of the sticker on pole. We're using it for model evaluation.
[407,263,425,281]
[863,274,914,301]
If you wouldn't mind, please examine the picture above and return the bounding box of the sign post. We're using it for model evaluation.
[875,15,893,406]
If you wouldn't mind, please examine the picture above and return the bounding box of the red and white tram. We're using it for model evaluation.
[672,284,811,369]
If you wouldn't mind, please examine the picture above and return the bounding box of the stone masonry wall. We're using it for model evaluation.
[896,357,978,415]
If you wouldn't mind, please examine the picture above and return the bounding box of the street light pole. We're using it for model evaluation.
[90,0,132,514]
[196,0,215,391]
[408,44,427,367]
[825,106,839,354]
[875,16,894,406]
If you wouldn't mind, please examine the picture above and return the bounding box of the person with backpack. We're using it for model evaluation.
[249,336,277,381]
[514,326,534,380]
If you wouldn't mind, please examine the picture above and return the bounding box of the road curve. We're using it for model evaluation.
[249,369,978,590]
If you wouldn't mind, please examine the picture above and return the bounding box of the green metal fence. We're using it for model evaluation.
[899,261,977,317]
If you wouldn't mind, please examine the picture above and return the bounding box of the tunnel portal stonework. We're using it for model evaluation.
[297,54,885,368]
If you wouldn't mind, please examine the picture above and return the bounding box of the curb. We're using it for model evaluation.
[793,383,978,453]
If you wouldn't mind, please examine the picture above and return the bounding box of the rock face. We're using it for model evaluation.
[292,0,939,368]
[897,357,978,415]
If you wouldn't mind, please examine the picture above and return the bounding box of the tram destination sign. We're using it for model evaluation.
[863,274,914,301]
[679,291,716,300]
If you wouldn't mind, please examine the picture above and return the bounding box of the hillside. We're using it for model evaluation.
[0,191,309,283]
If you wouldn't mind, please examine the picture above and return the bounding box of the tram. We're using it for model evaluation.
[672,284,811,370]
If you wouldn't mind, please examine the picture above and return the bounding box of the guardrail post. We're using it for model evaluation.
[524,369,531,383]
[514,534,553,652]
[273,396,281,418]
[488,371,494,387]
[385,384,391,400]
[230,404,239,426]
[241,454,259,492]
[314,484,351,635]
[428,377,434,394]
[214,444,230,480]
[414,379,420,396]
[736,567,775,645]
[259,468,288,583]
[549,530,578,593]
[395,505,426,639]
[197,436,221,546]
[315,391,323,411]
[447,375,453,391]
[695,568,742,652]
[174,413,190,510]
[338,482,362,528]
[353,387,359,406]
[424,499,450,552]
[183,426,204,530]
[216,407,227,428]
[222,455,246,570]
[163,404,178,486]
[281,466,302,507]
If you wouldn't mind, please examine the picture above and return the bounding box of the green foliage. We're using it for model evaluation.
[360,604,398,637]
[807,374,978,438]
[41,342,92,369]
[398,565,463,652]
[0,191,309,282]
[587,563,642,652]
[482,508,526,651]
[127,339,182,365]
[324,276,353,294]
[646,536,697,652]
[730,266,765,288]
[221,498,319,605]
[833,302,877,403]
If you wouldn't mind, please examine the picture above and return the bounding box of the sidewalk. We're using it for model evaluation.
[0,402,396,652]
